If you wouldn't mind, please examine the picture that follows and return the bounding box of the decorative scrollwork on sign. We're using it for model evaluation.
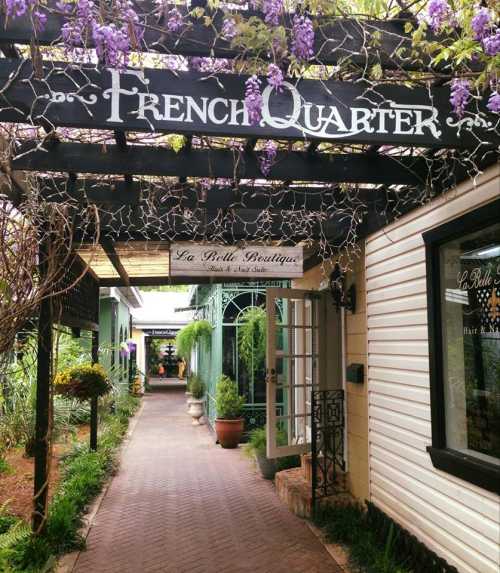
[43,91,98,105]
[311,389,346,507]
[446,115,493,131]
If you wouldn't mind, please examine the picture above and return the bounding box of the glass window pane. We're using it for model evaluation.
[440,222,500,465]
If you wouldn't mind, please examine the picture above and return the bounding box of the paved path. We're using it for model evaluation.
[73,389,341,573]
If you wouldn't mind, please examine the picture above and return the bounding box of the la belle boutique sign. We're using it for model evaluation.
[170,244,303,278]
[0,60,498,148]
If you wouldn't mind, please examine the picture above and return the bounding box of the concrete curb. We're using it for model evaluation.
[56,400,145,573]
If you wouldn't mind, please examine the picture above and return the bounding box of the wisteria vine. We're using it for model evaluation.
[0,0,498,355]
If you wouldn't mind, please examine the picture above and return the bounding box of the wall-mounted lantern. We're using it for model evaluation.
[328,263,356,313]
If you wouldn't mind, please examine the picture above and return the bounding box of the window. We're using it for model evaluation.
[424,199,500,494]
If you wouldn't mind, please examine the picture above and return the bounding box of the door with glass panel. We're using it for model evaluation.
[265,288,328,459]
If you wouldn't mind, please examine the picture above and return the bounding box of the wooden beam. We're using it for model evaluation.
[33,239,52,533]
[2,60,494,148]
[90,331,99,452]
[15,143,428,185]
[74,208,350,243]
[0,6,433,71]
[100,238,130,287]
[245,138,258,154]
[38,177,406,212]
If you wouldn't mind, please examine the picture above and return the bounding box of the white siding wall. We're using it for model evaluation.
[366,166,500,573]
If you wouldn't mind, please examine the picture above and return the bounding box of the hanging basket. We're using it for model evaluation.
[54,363,112,401]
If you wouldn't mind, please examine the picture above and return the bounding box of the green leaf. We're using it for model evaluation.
[167,134,186,154]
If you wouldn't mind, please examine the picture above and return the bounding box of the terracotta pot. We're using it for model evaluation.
[215,418,244,448]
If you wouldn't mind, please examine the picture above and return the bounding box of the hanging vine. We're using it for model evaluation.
[238,306,267,373]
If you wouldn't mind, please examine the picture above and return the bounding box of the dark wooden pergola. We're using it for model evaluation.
[0,0,498,531]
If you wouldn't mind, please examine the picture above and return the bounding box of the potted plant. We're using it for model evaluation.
[214,375,246,448]
[185,374,196,413]
[244,427,302,479]
[244,427,277,479]
[53,363,111,401]
[188,376,206,426]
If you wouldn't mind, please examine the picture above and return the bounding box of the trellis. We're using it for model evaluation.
[0,0,498,533]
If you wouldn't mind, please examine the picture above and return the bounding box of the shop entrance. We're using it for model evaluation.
[265,287,343,458]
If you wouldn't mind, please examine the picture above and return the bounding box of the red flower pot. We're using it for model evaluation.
[215,418,244,448]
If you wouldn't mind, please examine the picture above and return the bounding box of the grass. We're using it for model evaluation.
[314,503,412,573]
[0,393,140,572]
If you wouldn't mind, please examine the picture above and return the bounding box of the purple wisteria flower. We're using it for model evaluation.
[291,14,314,61]
[56,0,72,14]
[259,140,278,176]
[5,0,29,18]
[487,91,500,113]
[471,7,491,41]
[61,0,96,48]
[190,57,230,73]
[167,7,183,33]
[93,23,130,69]
[222,18,237,40]
[450,79,471,117]
[267,63,284,91]
[263,0,283,26]
[482,29,500,56]
[245,75,263,126]
[116,0,143,45]
[425,0,451,33]
[5,0,46,30]
[33,8,47,31]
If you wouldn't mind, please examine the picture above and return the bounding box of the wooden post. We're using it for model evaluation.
[33,294,53,533]
[90,330,99,451]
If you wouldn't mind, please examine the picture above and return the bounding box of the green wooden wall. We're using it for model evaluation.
[99,293,132,393]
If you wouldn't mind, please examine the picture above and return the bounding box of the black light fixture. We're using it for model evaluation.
[328,263,356,313]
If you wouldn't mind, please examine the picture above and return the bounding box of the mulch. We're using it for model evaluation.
[0,425,90,521]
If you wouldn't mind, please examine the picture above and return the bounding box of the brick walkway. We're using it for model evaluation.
[73,389,341,573]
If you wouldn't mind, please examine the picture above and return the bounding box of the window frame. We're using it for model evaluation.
[423,197,500,495]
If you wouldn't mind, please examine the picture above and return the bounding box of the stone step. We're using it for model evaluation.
[275,466,350,519]
[301,453,347,490]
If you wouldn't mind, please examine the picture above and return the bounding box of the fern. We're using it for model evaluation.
[238,306,266,373]
[176,320,212,360]
[0,521,31,550]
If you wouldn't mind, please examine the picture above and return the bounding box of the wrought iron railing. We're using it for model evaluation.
[311,389,346,509]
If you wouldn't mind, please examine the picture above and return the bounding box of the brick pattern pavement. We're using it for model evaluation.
[73,389,341,573]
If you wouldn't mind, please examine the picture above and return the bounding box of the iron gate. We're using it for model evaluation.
[311,389,346,509]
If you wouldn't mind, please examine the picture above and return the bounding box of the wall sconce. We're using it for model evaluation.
[329,263,356,313]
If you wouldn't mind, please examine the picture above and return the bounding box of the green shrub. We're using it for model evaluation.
[245,427,267,456]
[189,375,205,399]
[215,375,245,419]
[244,427,300,470]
